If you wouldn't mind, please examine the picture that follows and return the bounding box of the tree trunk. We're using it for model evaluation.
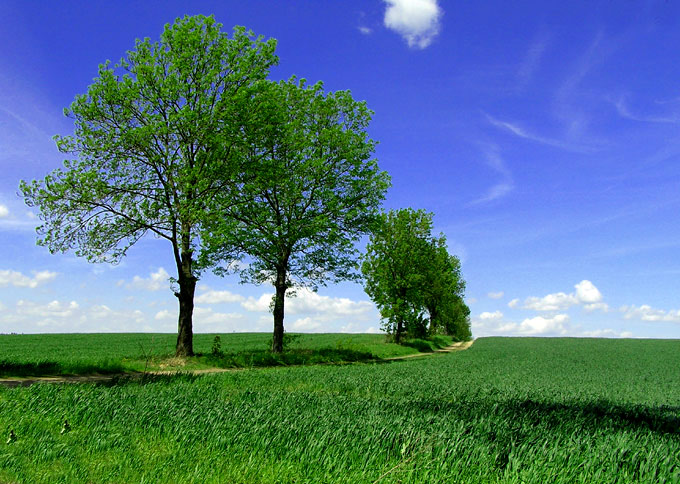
[395,319,404,344]
[175,246,197,357]
[271,267,287,353]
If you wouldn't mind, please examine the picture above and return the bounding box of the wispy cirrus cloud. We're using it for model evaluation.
[612,95,679,124]
[468,142,514,205]
[484,112,596,153]
[383,0,442,49]
[516,32,549,89]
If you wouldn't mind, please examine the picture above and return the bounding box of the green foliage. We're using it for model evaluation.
[361,208,469,342]
[200,77,390,352]
[19,15,278,356]
[1,337,678,483]
[210,335,222,356]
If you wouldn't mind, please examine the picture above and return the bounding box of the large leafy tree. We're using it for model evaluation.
[361,208,469,342]
[20,15,277,356]
[200,78,390,353]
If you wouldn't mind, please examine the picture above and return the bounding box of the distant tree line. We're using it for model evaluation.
[361,209,471,342]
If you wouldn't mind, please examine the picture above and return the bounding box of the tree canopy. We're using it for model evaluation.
[200,78,391,352]
[21,15,278,356]
[361,208,470,342]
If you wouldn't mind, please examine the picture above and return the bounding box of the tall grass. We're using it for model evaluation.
[1,337,678,483]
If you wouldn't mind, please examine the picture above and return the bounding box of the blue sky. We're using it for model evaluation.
[1,0,680,338]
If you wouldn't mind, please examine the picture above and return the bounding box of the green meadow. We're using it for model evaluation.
[0,337,678,483]
[0,333,448,377]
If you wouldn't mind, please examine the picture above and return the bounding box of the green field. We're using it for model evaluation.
[0,333,444,377]
[1,337,679,483]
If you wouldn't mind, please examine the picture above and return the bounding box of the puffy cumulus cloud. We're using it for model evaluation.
[479,310,503,321]
[0,204,8,218]
[487,291,504,300]
[240,288,379,332]
[0,299,150,333]
[472,311,570,337]
[504,314,570,335]
[286,288,374,317]
[508,298,520,308]
[242,293,273,313]
[522,280,608,312]
[0,269,57,288]
[524,292,577,311]
[193,307,244,329]
[574,280,603,304]
[581,328,634,338]
[195,289,245,304]
[242,288,374,319]
[129,267,170,291]
[16,299,79,319]
[383,0,442,49]
[620,305,680,323]
[290,317,323,332]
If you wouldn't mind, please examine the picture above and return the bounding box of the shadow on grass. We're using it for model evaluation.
[0,359,124,378]
[205,347,377,369]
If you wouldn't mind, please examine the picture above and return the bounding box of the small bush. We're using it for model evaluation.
[211,335,223,356]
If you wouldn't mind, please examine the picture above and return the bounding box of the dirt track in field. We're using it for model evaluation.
[0,340,475,388]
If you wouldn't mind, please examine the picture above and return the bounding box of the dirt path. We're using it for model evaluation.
[385,339,474,360]
[0,340,475,388]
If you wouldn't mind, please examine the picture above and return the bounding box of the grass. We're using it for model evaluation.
[0,333,449,377]
[0,336,678,483]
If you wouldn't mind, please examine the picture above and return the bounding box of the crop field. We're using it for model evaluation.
[1,337,679,483]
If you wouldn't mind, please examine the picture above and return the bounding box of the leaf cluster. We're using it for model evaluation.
[199,77,391,290]
[21,15,278,267]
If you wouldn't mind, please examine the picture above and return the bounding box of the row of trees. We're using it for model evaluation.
[361,209,471,342]
[21,15,389,355]
[21,15,469,354]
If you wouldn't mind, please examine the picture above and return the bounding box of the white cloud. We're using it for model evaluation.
[193,307,244,327]
[522,280,608,312]
[195,289,245,304]
[584,302,610,312]
[620,305,680,323]
[0,205,8,218]
[241,288,374,320]
[499,314,570,336]
[383,0,442,49]
[574,280,602,304]
[0,269,57,288]
[524,292,577,311]
[508,298,520,308]
[129,267,170,291]
[581,328,634,338]
[154,309,174,321]
[291,317,323,332]
[487,291,504,300]
[478,310,503,321]
[358,26,373,35]
[242,293,273,312]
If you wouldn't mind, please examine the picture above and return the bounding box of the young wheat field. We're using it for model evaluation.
[0,336,678,483]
